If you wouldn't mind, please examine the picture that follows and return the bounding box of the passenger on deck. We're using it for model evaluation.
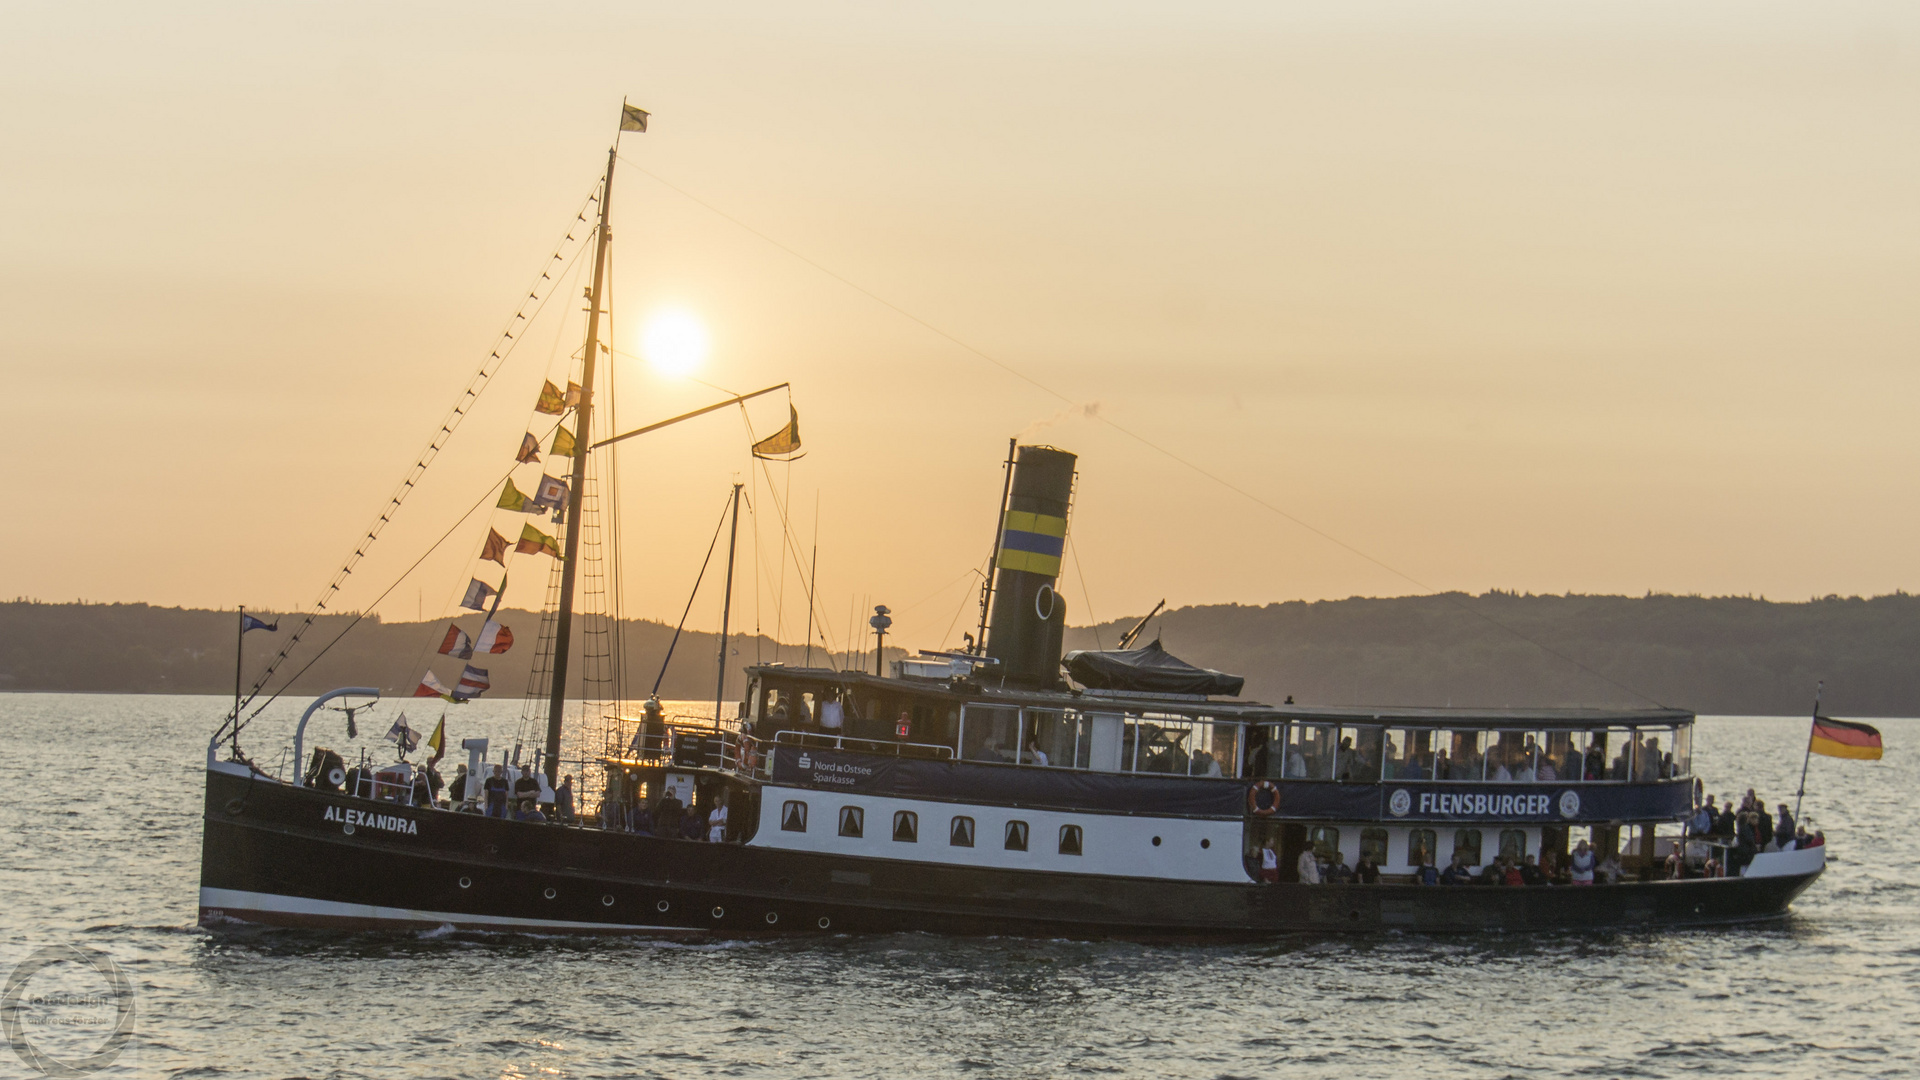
[1691,797,1715,835]
[628,802,652,835]
[449,764,469,808]
[1536,756,1558,783]
[818,690,844,734]
[1513,755,1536,783]
[1502,859,1525,887]
[1476,859,1504,886]
[1285,746,1308,779]
[681,809,704,840]
[513,798,546,823]
[1715,798,1737,837]
[1258,841,1280,884]
[1439,854,1473,886]
[1398,755,1428,780]
[654,788,684,838]
[1026,739,1050,767]
[1414,852,1440,886]
[1296,848,1322,884]
[1663,847,1686,880]
[1584,744,1605,781]
[1776,805,1796,850]
[1325,853,1354,884]
[1568,840,1596,885]
[555,775,576,823]
[1596,852,1622,885]
[1637,736,1662,781]
[512,767,541,808]
[1756,803,1775,849]
[483,765,509,819]
[1520,854,1547,886]
[1491,758,1513,782]
[708,799,729,843]
[1355,853,1381,884]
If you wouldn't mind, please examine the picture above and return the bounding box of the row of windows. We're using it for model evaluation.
[1303,825,1529,866]
[781,800,1084,856]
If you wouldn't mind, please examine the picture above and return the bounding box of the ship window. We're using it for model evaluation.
[838,806,864,838]
[1499,829,1527,862]
[1360,827,1389,867]
[1200,720,1240,778]
[1435,730,1486,782]
[1385,728,1435,781]
[1486,730,1537,782]
[1453,829,1483,865]
[1284,722,1336,780]
[892,810,918,843]
[1635,728,1677,782]
[1005,820,1029,851]
[960,705,1019,763]
[1336,725,1384,782]
[1407,828,1437,868]
[1308,826,1340,863]
[1671,726,1692,779]
[780,800,807,833]
[1058,824,1083,856]
[950,815,976,848]
[1026,709,1082,768]
[1132,716,1196,775]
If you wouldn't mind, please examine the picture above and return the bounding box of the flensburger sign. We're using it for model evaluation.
[1384,784,1584,822]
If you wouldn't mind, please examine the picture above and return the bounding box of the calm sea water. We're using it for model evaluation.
[1,693,1913,1079]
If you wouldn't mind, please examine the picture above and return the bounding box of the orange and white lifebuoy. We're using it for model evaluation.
[1247,779,1281,816]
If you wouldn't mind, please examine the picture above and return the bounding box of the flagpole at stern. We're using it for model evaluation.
[1794,680,1822,819]
[233,606,245,744]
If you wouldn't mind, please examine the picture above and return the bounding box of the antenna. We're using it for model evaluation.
[1117,599,1166,650]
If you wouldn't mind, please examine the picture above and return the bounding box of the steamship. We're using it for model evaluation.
[198,112,1825,936]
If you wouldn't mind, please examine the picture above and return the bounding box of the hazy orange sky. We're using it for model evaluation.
[4,2,1918,658]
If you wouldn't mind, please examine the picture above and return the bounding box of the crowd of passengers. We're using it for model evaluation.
[1258,782,1823,885]
[328,757,582,825]
[1265,730,1683,783]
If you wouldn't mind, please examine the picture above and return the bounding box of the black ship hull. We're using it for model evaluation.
[199,769,1821,938]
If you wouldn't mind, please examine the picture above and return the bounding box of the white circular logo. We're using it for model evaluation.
[1388,789,1412,817]
[1558,790,1581,819]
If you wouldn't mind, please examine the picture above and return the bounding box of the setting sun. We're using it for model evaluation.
[641,309,708,376]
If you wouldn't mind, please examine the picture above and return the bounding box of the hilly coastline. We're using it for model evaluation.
[4,592,1916,716]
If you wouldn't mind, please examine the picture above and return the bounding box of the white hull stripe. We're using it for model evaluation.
[198,887,685,933]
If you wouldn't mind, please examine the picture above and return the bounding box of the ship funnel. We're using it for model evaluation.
[985,445,1077,687]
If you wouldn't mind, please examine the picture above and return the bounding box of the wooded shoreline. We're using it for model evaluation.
[5,592,1915,716]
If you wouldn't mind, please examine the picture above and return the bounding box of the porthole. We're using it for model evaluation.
[817,916,831,929]
[1201,838,1211,849]
[342,823,355,836]
[1151,836,1161,847]
[602,894,615,907]
[712,906,725,919]
[224,798,245,815]
[765,912,779,925]
[458,876,472,889]
[657,899,670,912]
[543,886,556,900]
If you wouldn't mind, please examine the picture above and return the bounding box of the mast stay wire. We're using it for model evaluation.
[1066,534,1104,651]
[616,154,1662,708]
[224,189,603,745]
[652,491,736,697]
[398,247,595,691]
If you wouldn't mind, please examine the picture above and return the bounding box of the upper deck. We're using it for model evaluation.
[743,665,1696,821]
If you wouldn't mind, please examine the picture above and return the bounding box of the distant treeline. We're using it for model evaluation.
[0,600,876,703]
[5,592,1917,716]
[1065,592,1920,717]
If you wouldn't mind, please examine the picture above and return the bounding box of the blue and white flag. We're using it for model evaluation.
[385,712,420,753]
[241,614,277,633]
[453,665,491,701]
[459,578,497,611]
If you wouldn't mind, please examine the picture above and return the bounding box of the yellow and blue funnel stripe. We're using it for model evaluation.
[998,510,1067,577]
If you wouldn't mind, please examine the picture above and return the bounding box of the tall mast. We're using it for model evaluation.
[714,483,744,724]
[543,144,616,784]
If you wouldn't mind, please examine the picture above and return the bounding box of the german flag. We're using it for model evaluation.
[1810,716,1883,760]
